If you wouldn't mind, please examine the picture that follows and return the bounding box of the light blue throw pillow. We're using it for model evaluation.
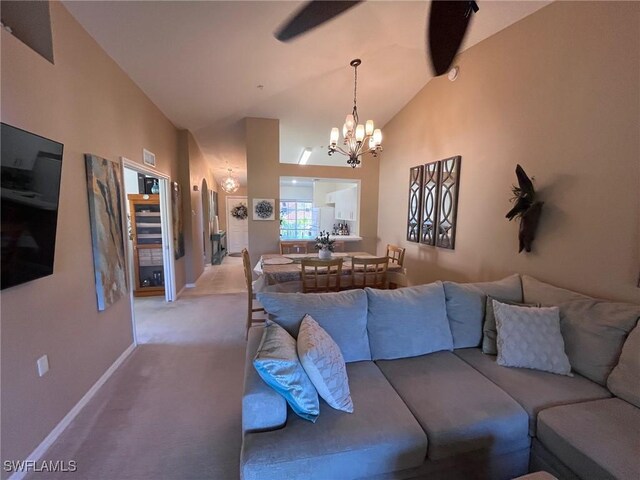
[366,282,453,360]
[253,321,319,422]
[257,290,370,362]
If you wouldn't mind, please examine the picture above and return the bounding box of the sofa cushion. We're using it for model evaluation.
[366,282,453,360]
[253,321,319,422]
[443,274,522,349]
[257,290,370,362]
[455,348,611,435]
[494,302,572,376]
[297,315,353,413]
[243,326,287,434]
[376,351,530,461]
[240,361,428,480]
[537,398,640,480]
[608,321,640,407]
[522,275,640,385]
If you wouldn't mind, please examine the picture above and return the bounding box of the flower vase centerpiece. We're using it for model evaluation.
[315,230,335,260]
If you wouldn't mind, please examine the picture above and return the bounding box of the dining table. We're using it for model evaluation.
[253,251,403,293]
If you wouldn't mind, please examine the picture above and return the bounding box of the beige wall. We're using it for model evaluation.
[177,130,218,284]
[0,2,182,469]
[246,118,380,265]
[377,1,640,304]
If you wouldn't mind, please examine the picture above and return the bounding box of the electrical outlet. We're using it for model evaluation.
[37,355,49,377]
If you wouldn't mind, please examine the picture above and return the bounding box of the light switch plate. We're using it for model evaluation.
[37,355,49,377]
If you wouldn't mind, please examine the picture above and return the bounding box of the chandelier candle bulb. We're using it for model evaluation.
[365,120,374,136]
[355,125,365,142]
[373,129,382,146]
[345,114,355,131]
[330,128,339,145]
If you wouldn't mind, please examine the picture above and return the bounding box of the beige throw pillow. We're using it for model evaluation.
[297,314,353,413]
[483,297,540,355]
[494,301,572,376]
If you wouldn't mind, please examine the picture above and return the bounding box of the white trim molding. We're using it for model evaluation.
[7,344,136,480]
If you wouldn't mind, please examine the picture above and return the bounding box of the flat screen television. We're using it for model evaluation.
[1,123,64,290]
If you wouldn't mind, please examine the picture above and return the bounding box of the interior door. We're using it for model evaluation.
[226,195,248,254]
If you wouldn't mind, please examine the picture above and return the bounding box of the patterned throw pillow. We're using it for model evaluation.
[297,315,354,413]
[253,320,320,422]
[493,301,572,376]
[482,297,540,355]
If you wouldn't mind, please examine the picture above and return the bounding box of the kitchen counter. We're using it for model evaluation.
[280,235,362,242]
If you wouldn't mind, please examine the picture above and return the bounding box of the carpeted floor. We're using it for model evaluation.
[29,259,247,480]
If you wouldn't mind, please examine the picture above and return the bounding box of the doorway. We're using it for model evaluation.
[201,179,211,266]
[226,195,248,254]
[121,158,176,344]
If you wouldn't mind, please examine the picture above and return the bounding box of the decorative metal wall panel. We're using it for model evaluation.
[406,165,423,242]
[420,161,441,245]
[435,156,461,249]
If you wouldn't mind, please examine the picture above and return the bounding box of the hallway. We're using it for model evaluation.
[28,257,248,480]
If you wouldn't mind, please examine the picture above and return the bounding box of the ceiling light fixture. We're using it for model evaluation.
[298,148,312,165]
[220,168,240,194]
[328,59,382,168]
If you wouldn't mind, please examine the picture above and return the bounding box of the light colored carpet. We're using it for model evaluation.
[28,260,248,480]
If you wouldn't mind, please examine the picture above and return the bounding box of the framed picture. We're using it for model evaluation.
[253,198,275,221]
[143,148,156,168]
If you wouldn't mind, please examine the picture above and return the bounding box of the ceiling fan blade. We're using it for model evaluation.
[275,1,362,42]
[428,0,479,76]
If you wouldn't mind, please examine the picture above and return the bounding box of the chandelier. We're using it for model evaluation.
[220,168,240,193]
[328,59,382,168]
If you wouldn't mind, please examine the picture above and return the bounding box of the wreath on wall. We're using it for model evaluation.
[255,200,274,219]
[231,203,248,220]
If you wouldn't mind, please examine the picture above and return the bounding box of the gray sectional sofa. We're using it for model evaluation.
[241,274,640,480]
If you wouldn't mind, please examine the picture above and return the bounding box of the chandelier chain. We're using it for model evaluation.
[352,63,358,120]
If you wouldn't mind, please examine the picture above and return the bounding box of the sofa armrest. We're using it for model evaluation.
[242,325,287,434]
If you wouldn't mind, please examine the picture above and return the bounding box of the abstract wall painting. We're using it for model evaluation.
[84,154,127,311]
[172,181,185,259]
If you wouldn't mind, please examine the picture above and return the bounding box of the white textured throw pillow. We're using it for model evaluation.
[493,300,572,376]
[297,314,354,413]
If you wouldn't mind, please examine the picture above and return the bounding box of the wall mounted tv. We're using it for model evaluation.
[1,123,64,290]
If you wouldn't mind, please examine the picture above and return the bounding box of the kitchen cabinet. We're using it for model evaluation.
[128,194,165,297]
[333,187,358,221]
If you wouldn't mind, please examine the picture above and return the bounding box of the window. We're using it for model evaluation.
[280,201,315,240]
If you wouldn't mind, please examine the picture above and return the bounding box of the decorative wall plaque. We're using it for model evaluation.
[435,156,461,249]
[406,155,462,250]
[420,161,441,246]
[406,165,423,242]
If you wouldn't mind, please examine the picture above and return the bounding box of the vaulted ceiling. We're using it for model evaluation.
[63,1,550,185]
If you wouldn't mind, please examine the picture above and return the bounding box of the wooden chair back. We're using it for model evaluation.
[301,258,344,293]
[350,256,389,290]
[280,241,308,254]
[332,240,346,253]
[386,244,406,267]
[242,248,265,336]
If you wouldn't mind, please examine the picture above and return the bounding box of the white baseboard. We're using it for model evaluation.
[8,343,136,480]
[185,283,197,288]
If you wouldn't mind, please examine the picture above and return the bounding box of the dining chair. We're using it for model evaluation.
[242,248,266,338]
[301,258,344,293]
[386,244,406,289]
[280,241,308,254]
[386,244,406,267]
[332,240,346,253]
[349,256,389,290]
